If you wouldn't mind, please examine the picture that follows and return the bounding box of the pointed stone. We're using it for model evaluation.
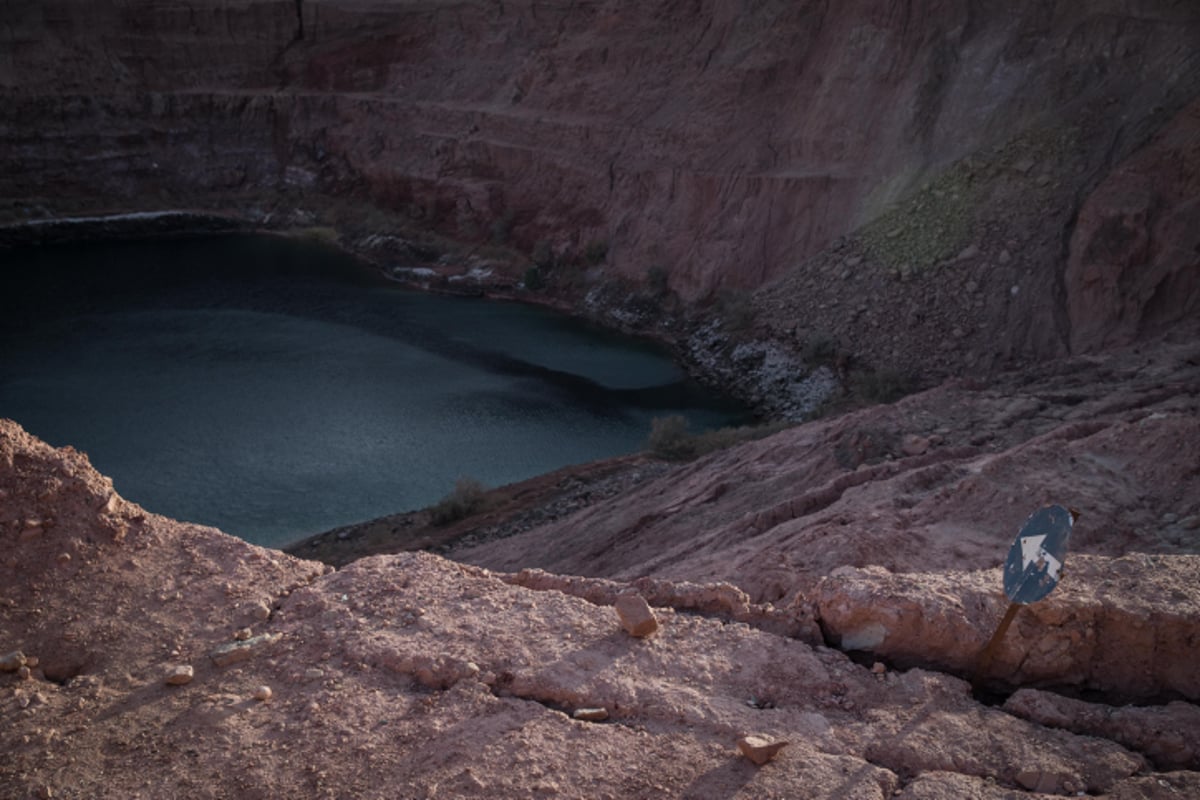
[614,594,658,638]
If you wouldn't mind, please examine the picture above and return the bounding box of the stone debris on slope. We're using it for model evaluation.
[505,567,819,641]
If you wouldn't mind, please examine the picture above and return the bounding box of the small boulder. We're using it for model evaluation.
[165,665,194,686]
[615,594,658,638]
[0,650,27,671]
[253,685,272,701]
[737,734,789,765]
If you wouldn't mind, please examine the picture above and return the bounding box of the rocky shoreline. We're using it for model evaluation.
[0,208,840,423]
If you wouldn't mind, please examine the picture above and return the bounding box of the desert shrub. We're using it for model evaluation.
[646,415,697,460]
[489,210,515,244]
[296,226,339,244]
[833,426,902,469]
[802,336,840,367]
[645,265,670,295]
[584,239,609,265]
[716,291,756,332]
[646,416,792,461]
[429,477,489,526]
[523,266,546,291]
[531,239,554,268]
[853,369,918,404]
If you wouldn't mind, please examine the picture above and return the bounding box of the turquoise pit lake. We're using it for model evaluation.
[0,234,746,548]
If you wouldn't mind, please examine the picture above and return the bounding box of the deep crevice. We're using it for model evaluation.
[293,0,304,41]
[484,675,617,725]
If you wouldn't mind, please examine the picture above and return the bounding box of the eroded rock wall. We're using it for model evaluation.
[3,1,1198,361]
[452,336,1200,700]
[1065,98,1200,353]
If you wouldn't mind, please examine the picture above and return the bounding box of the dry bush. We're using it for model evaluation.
[429,477,489,526]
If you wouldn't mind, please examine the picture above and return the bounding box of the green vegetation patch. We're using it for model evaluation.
[292,226,341,244]
[858,124,1081,273]
[858,161,979,271]
[851,368,919,404]
[523,266,546,291]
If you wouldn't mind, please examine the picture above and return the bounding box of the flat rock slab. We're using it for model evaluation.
[737,735,789,765]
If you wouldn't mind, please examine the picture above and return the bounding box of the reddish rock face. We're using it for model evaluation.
[2,2,1198,359]
[1065,99,1200,353]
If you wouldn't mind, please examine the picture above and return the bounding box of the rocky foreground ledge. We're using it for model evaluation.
[3,334,1200,799]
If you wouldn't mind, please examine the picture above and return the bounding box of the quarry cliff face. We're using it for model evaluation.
[3,1,1198,370]
[3,7,1200,796]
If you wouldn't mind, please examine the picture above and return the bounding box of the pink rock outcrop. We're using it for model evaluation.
[814,555,1200,699]
[454,337,1200,703]
[4,416,1198,796]
[1005,688,1200,771]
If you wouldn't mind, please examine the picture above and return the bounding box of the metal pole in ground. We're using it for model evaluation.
[972,505,1077,694]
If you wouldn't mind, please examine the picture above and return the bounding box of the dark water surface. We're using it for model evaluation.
[0,234,745,547]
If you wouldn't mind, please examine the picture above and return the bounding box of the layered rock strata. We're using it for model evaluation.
[2,2,1198,376]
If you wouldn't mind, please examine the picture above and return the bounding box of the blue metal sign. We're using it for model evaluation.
[1002,504,1075,604]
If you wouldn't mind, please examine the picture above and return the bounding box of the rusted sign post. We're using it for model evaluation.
[972,504,1077,692]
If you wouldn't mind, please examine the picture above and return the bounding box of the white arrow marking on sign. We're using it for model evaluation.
[1019,534,1063,582]
[1042,551,1063,581]
[1020,535,1046,569]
